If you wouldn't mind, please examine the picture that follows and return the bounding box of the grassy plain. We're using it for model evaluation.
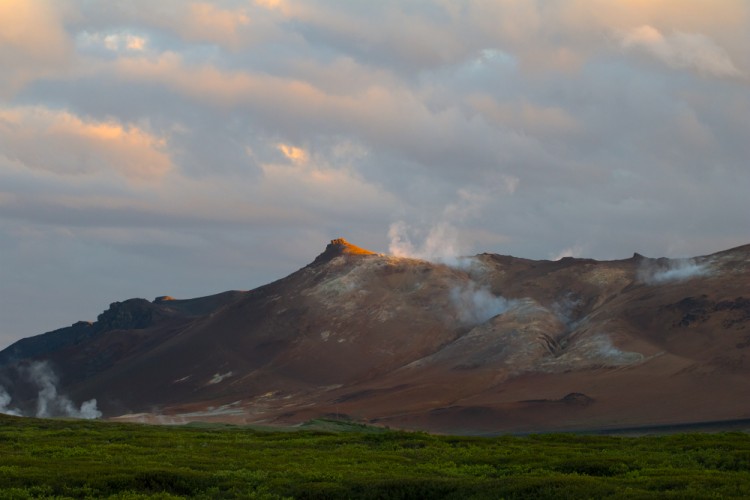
[1,414,749,498]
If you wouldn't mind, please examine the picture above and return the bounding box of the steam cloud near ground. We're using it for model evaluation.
[0,385,21,416]
[0,361,101,419]
[638,258,711,284]
[450,282,517,325]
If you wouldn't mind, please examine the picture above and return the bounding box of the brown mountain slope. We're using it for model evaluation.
[1,239,749,433]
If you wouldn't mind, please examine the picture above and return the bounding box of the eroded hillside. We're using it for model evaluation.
[1,239,749,433]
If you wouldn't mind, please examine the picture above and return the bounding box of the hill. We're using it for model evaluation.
[1,238,749,433]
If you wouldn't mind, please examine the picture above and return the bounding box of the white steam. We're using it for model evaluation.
[388,183,516,268]
[390,221,516,325]
[638,258,710,284]
[450,282,516,325]
[388,220,474,268]
[552,295,583,330]
[28,362,102,419]
[588,334,644,365]
[389,186,521,325]
[1,361,102,419]
[0,385,22,416]
[550,244,584,261]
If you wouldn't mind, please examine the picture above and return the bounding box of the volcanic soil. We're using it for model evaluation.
[2,239,749,434]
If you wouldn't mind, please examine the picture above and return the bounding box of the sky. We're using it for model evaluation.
[1,0,749,348]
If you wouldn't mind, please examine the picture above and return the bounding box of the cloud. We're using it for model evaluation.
[0,105,173,181]
[0,0,73,96]
[106,51,534,185]
[255,0,287,12]
[257,145,398,218]
[112,52,329,110]
[182,2,251,49]
[620,25,742,78]
[0,130,395,234]
[77,31,148,53]
[74,0,278,52]
[277,143,308,164]
[467,94,581,136]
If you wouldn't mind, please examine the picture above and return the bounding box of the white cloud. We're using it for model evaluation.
[0,106,172,181]
[77,31,148,52]
[620,25,742,78]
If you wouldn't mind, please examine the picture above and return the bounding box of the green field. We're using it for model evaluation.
[1,415,750,499]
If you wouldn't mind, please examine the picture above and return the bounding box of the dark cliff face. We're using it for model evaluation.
[0,292,251,367]
[1,241,749,433]
[0,291,247,413]
[96,299,175,331]
[0,300,176,367]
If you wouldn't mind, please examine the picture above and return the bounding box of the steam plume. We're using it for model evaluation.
[26,362,102,419]
[388,220,473,268]
[389,186,520,325]
[552,294,583,330]
[638,258,710,284]
[551,244,584,261]
[389,221,516,324]
[0,385,22,416]
[1,361,102,419]
[388,183,516,268]
[450,282,516,325]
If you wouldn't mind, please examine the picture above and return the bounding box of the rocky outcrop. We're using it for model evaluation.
[96,299,173,331]
[308,237,376,267]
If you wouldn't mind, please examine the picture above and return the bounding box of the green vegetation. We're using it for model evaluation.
[1,415,750,498]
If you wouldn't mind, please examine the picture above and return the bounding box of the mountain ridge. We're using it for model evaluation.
[1,239,749,434]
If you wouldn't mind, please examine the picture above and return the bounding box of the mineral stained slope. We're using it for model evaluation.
[1,239,749,433]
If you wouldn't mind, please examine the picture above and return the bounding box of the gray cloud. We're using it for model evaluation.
[1,0,749,348]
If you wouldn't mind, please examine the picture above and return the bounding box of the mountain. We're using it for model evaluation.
[1,238,749,433]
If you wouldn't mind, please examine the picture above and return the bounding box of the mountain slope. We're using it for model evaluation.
[1,239,749,433]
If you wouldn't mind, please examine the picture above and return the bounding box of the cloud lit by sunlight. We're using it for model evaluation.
[620,24,742,77]
[0,0,72,96]
[184,2,251,48]
[0,106,172,181]
[277,143,308,164]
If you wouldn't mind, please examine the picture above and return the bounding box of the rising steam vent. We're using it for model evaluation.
[309,238,376,267]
